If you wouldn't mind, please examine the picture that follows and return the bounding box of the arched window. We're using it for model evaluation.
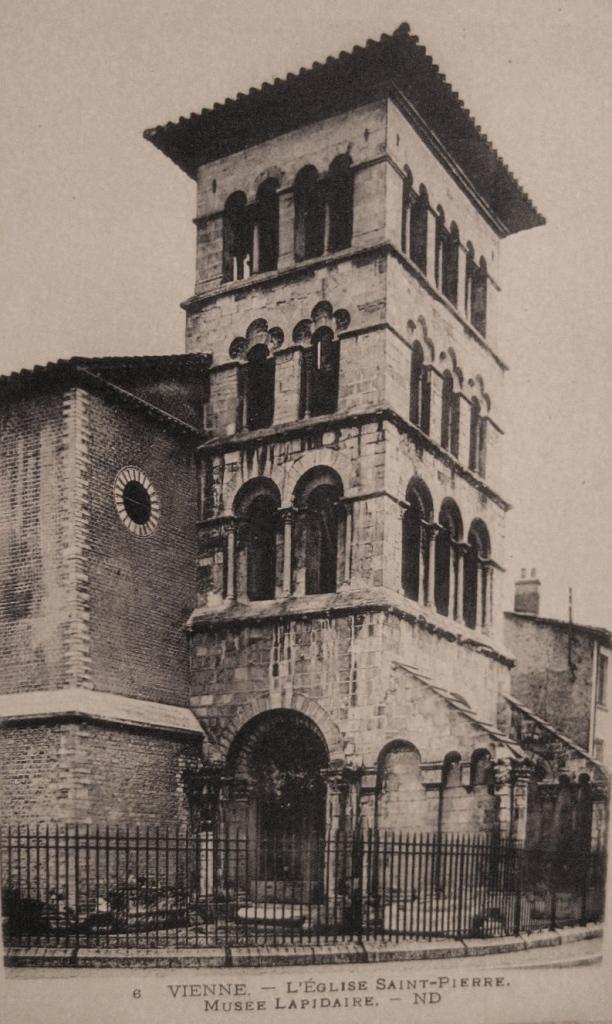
[223,191,251,281]
[294,166,325,261]
[451,392,461,458]
[440,371,454,451]
[435,212,459,305]
[463,520,490,629]
[309,326,339,417]
[376,740,428,831]
[295,468,343,595]
[410,186,428,273]
[471,257,488,336]
[438,751,463,837]
[469,398,480,472]
[409,341,431,433]
[327,155,353,253]
[400,168,413,254]
[444,223,460,306]
[434,498,462,617]
[234,481,281,602]
[402,479,433,602]
[245,344,275,430]
[255,178,279,273]
[469,398,487,476]
[471,749,494,790]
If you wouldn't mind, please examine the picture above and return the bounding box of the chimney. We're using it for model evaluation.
[514,567,541,615]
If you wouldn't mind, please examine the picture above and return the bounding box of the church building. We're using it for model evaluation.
[0,25,606,875]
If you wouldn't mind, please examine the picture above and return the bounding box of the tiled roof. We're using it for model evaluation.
[505,610,612,646]
[506,695,607,775]
[392,661,526,761]
[0,353,211,435]
[144,23,544,236]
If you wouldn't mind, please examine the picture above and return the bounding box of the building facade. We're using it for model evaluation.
[1,27,607,874]
[505,571,610,769]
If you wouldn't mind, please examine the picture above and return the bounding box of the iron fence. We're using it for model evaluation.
[1,825,606,949]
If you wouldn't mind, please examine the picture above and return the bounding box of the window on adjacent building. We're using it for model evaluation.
[594,739,604,762]
[596,653,608,706]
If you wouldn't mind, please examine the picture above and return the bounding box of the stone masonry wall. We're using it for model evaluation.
[504,615,595,751]
[189,607,509,772]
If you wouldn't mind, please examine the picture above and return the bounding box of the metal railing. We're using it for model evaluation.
[1,825,605,949]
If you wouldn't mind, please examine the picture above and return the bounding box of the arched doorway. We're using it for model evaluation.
[227,710,329,897]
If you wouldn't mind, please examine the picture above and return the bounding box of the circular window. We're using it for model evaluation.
[113,467,160,537]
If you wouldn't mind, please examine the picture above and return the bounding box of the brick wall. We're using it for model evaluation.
[0,389,67,693]
[0,719,198,826]
[86,392,197,706]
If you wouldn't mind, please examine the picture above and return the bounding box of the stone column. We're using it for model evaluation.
[279,506,294,597]
[457,244,468,319]
[475,557,485,631]
[449,540,458,620]
[425,206,438,288]
[225,518,237,602]
[321,766,361,927]
[251,220,260,275]
[198,765,223,899]
[486,561,495,632]
[341,499,353,589]
[510,765,532,844]
[455,543,466,624]
[323,191,332,254]
[302,347,313,419]
[423,523,437,607]
[277,187,295,271]
[357,767,379,832]
[494,760,532,842]
[493,759,514,840]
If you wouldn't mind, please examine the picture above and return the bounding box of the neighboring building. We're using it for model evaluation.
[0,25,607,878]
[505,570,611,768]
[0,355,209,826]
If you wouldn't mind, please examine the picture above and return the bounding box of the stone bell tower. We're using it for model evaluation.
[145,24,544,852]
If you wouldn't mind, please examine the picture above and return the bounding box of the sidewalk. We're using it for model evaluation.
[4,923,603,969]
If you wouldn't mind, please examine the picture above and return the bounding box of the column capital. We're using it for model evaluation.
[511,763,534,786]
[493,758,514,789]
[279,504,296,523]
[321,764,356,793]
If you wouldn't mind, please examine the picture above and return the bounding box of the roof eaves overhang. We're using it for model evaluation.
[144,24,544,237]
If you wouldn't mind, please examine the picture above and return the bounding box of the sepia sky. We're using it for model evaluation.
[1,0,611,629]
